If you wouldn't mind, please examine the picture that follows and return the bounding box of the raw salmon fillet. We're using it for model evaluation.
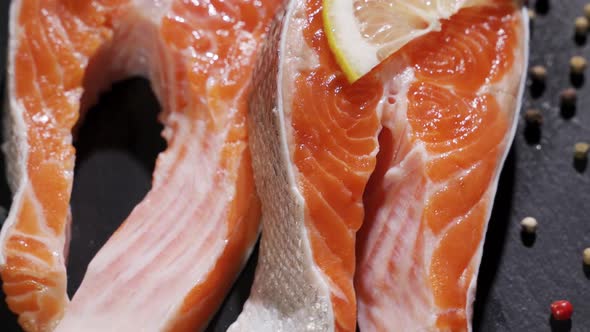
[232,0,527,331]
[0,0,281,331]
[356,1,528,331]
[231,0,382,330]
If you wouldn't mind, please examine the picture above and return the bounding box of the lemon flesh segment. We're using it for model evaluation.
[323,0,489,83]
[323,0,378,82]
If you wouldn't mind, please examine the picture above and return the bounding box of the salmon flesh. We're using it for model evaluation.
[0,0,282,331]
[232,0,527,331]
[0,0,528,331]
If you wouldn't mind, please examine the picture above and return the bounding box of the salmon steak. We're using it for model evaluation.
[0,0,282,331]
[232,0,527,331]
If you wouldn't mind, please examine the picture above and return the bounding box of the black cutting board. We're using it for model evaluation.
[0,0,589,331]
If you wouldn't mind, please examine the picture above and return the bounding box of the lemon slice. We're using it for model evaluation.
[323,0,488,82]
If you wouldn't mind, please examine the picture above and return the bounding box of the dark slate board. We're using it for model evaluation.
[1,0,589,331]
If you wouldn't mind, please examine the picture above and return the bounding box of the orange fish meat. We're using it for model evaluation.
[0,0,282,331]
[355,1,528,331]
[232,0,527,331]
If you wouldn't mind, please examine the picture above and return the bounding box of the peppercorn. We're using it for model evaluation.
[574,142,590,160]
[561,88,577,108]
[528,8,536,22]
[530,65,547,83]
[570,56,587,74]
[551,300,573,321]
[583,248,590,265]
[524,109,543,127]
[520,217,538,234]
[576,16,589,36]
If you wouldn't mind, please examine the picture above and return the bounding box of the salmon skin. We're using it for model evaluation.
[0,0,281,331]
[232,0,527,331]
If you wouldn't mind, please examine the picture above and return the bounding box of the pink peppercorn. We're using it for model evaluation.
[551,300,573,320]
